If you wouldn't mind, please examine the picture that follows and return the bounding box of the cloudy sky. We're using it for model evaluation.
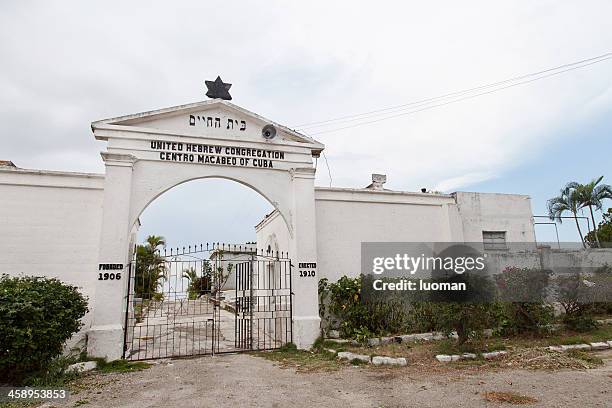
[1,1,611,245]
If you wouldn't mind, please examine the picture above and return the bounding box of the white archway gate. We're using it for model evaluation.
[87,99,324,360]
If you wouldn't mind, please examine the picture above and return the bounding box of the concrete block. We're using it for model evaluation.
[372,356,407,366]
[68,361,97,373]
[482,351,507,360]
[398,334,416,343]
[450,355,461,361]
[436,355,452,362]
[560,344,591,351]
[337,351,370,363]
[548,346,564,352]
[589,342,610,350]
[327,330,340,339]
[461,353,477,360]
[367,338,380,347]
[380,336,395,345]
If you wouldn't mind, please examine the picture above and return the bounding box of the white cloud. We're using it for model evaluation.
[0,0,611,189]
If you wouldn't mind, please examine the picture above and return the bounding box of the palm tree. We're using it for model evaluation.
[571,176,612,248]
[145,235,166,253]
[547,185,586,248]
[134,235,167,299]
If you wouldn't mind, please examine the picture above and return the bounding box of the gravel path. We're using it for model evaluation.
[57,350,612,407]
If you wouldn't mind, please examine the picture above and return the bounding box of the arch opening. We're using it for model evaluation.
[123,177,293,360]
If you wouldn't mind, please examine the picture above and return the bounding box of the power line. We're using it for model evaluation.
[295,52,612,135]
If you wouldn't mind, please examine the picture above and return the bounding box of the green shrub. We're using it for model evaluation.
[0,275,88,384]
[495,267,554,335]
[430,302,499,344]
[407,301,439,333]
[554,272,600,332]
[318,275,410,339]
[417,273,499,344]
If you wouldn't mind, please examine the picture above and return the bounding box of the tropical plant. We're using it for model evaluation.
[134,235,167,299]
[547,185,586,248]
[571,176,612,248]
[182,263,213,299]
[585,208,612,248]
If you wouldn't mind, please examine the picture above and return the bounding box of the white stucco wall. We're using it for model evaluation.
[255,210,291,256]
[452,191,536,242]
[256,187,536,283]
[313,188,457,282]
[0,167,105,349]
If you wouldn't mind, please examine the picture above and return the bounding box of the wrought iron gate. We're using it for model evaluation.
[123,243,292,360]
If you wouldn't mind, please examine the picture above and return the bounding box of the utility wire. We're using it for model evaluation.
[295,52,612,134]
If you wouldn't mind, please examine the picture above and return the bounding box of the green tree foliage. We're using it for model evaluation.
[318,275,408,340]
[585,208,612,248]
[495,267,554,335]
[134,235,167,299]
[554,267,612,331]
[182,252,234,300]
[182,264,212,300]
[0,275,88,384]
[572,177,612,248]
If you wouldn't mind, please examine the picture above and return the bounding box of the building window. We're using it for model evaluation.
[482,231,507,250]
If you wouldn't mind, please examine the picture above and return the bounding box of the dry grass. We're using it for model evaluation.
[483,391,538,405]
[254,344,345,372]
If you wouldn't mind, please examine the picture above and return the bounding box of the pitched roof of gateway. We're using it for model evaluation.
[91,99,324,152]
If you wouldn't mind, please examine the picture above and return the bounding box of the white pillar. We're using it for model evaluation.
[289,167,321,349]
[87,153,136,360]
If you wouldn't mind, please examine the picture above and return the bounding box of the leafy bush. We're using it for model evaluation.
[0,275,88,384]
[318,275,409,340]
[436,303,498,344]
[406,301,439,333]
[424,271,500,344]
[554,272,600,331]
[585,208,612,248]
[495,267,554,335]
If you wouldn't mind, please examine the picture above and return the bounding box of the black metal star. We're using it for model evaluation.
[205,76,232,100]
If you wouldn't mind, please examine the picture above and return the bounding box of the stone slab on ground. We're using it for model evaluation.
[482,351,507,360]
[560,344,591,352]
[435,353,476,362]
[327,330,340,339]
[337,351,371,363]
[589,342,610,350]
[372,356,407,366]
[68,361,97,373]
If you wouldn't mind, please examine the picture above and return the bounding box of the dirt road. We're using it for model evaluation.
[57,350,612,408]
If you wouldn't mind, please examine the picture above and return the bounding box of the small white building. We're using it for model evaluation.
[256,174,535,283]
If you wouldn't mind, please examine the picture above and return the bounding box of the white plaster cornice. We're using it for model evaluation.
[100,152,137,167]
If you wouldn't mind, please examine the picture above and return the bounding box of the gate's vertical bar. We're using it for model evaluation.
[122,260,133,359]
[289,261,293,345]
[250,256,255,350]
[235,263,238,348]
